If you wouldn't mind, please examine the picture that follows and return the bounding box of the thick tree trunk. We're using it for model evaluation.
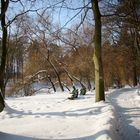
[0,23,7,98]
[91,0,105,102]
[0,0,9,21]
[0,0,8,111]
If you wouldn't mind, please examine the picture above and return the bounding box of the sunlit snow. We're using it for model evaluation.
[0,87,140,140]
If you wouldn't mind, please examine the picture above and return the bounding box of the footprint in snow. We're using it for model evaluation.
[26,110,33,115]
[58,132,64,136]
[35,115,40,118]
[9,115,14,118]
[1,116,5,119]
[45,115,51,118]
[11,105,17,108]
[46,105,50,108]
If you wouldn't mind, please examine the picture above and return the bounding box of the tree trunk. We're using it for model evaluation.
[0,0,9,21]
[132,65,137,86]
[86,76,91,91]
[0,0,8,111]
[131,36,138,87]
[48,60,64,91]
[0,91,5,112]
[91,0,105,102]
[48,75,56,92]
[132,29,138,87]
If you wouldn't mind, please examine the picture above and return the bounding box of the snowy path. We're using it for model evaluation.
[107,87,140,140]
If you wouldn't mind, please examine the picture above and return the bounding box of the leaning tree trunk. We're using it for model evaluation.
[48,59,64,92]
[91,0,105,102]
[47,50,64,92]
[0,0,9,112]
[47,75,56,92]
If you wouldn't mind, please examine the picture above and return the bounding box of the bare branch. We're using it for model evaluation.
[6,8,41,27]
[76,7,89,30]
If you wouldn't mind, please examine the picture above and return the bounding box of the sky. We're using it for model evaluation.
[1,0,119,43]
[6,0,119,31]
[6,0,92,30]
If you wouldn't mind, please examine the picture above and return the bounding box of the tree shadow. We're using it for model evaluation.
[62,129,117,140]
[3,93,105,119]
[0,132,46,140]
[45,105,105,117]
[3,104,106,118]
[0,129,116,140]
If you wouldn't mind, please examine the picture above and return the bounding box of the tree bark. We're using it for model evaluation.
[0,0,8,111]
[0,0,9,21]
[91,0,105,102]
[132,29,138,87]
[86,76,92,91]
[48,75,56,92]
[0,91,5,112]
[48,59,64,92]
[132,65,137,86]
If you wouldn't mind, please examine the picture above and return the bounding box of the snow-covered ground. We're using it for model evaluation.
[106,87,140,140]
[0,87,140,140]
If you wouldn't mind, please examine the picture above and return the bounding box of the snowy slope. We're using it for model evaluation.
[0,87,140,140]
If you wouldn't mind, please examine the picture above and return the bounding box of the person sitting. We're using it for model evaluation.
[80,86,86,95]
[68,86,78,100]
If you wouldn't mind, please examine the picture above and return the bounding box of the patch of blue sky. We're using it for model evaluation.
[51,0,87,29]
